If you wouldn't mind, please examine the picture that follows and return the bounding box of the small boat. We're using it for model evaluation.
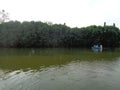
[92,45,103,52]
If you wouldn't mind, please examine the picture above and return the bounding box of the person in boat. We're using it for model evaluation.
[93,45,98,48]
[92,44,103,49]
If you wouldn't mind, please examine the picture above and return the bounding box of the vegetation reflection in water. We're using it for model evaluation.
[0,48,119,70]
[0,48,120,90]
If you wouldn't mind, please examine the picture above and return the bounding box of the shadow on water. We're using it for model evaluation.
[0,48,119,71]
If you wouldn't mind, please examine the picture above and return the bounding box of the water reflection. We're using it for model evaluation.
[0,59,120,90]
[0,48,120,90]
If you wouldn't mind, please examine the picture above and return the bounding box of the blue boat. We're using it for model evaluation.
[92,45,103,52]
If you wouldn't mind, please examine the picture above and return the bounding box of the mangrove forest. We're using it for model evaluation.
[0,21,120,48]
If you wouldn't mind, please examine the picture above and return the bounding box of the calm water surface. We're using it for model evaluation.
[0,48,120,90]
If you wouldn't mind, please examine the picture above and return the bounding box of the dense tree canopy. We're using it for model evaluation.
[0,21,120,48]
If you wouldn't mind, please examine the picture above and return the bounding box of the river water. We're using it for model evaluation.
[0,48,120,90]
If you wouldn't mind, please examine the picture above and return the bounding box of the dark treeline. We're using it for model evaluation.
[0,21,120,48]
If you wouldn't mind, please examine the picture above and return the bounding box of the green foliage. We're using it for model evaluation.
[0,21,120,48]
